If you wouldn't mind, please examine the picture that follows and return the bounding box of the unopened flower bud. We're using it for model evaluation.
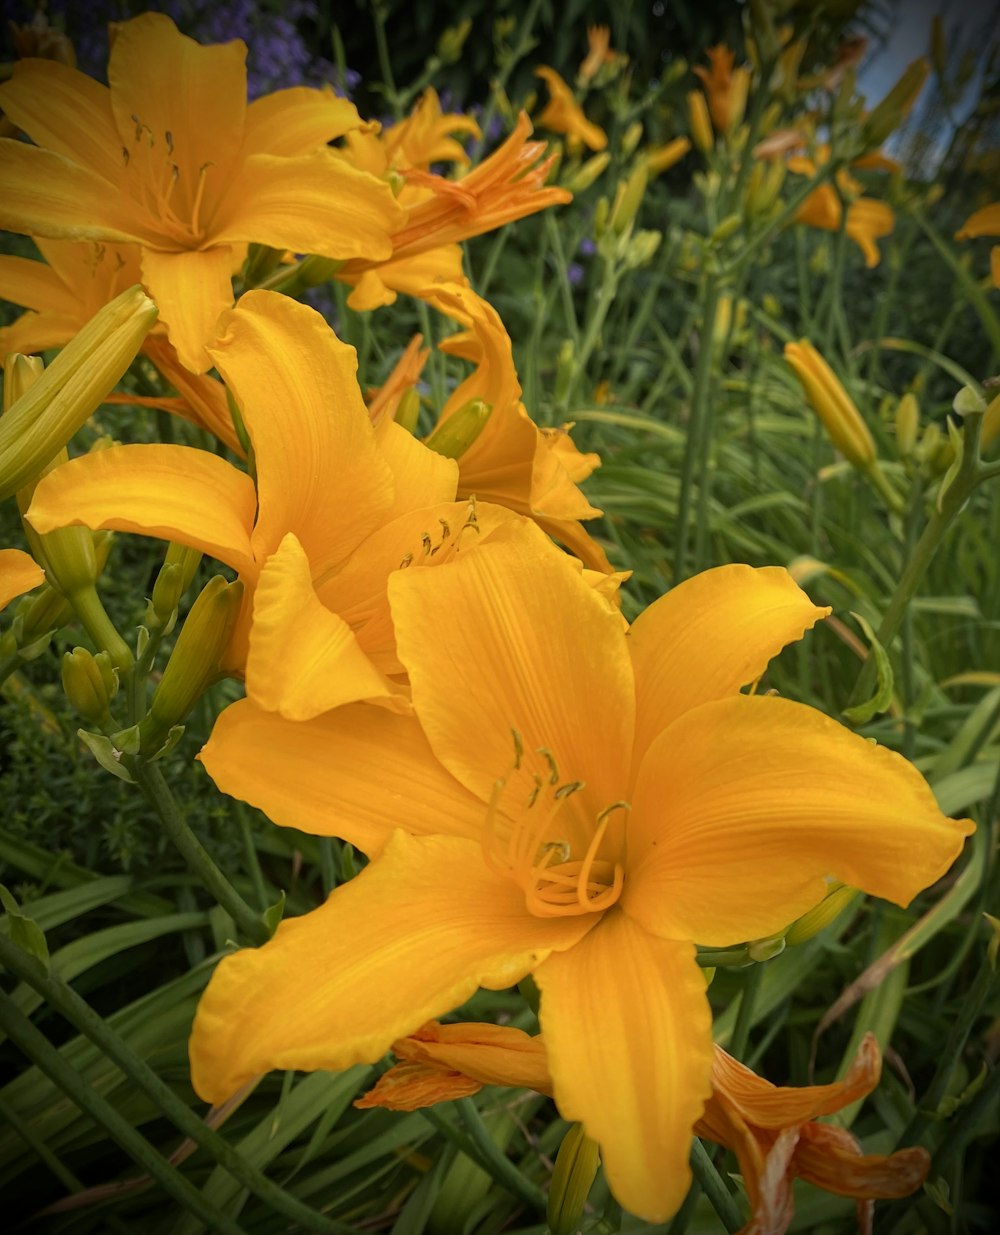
[624,228,661,268]
[710,212,743,246]
[437,18,471,63]
[0,286,157,501]
[785,884,859,946]
[563,151,610,193]
[688,89,714,153]
[139,577,243,749]
[747,932,786,962]
[554,340,575,406]
[895,393,920,457]
[147,543,203,631]
[983,390,1000,454]
[862,58,929,150]
[424,400,492,459]
[16,584,73,644]
[643,137,691,177]
[394,387,422,435]
[547,1123,601,1235]
[62,647,118,726]
[785,339,876,469]
[620,120,643,158]
[609,163,648,235]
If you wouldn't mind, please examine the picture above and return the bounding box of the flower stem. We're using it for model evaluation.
[689,1138,744,1233]
[131,759,269,946]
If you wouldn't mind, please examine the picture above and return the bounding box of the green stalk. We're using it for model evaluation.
[728,962,764,1061]
[556,256,620,414]
[0,1090,84,1194]
[467,0,544,163]
[0,989,250,1235]
[910,207,1000,360]
[0,934,360,1234]
[723,161,841,279]
[131,760,269,946]
[418,1102,546,1210]
[689,1138,744,1233]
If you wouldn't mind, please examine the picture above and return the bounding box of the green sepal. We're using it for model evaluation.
[111,724,141,756]
[144,724,185,762]
[262,890,286,939]
[77,729,136,782]
[17,630,55,661]
[842,612,894,724]
[0,885,50,969]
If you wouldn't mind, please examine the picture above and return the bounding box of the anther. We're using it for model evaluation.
[537,747,560,785]
[527,772,543,808]
[399,553,413,569]
[511,727,523,770]
[555,779,586,800]
[165,130,174,155]
[421,532,433,555]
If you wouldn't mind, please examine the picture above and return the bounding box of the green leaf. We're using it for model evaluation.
[842,612,894,724]
[0,885,50,969]
[262,889,286,938]
[77,729,136,782]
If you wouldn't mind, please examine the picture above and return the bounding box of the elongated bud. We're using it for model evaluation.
[710,212,742,246]
[688,89,714,153]
[895,392,919,457]
[548,1123,600,1235]
[437,17,471,63]
[147,544,203,631]
[983,390,1000,454]
[620,120,643,158]
[609,162,648,235]
[394,387,422,435]
[724,66,751,133]
[862,58,929,149]
[3,354,44,411]
[624,228,661,269]
[0,286,156,501]
[139,577,243,749]
[424,399,492,459]
[643,136,690,177]
[17,584,74,645]
[62,647,119,726]
[563,151,610,192]
[784,339,876,468]
[554,339,575,406]
[785,883,859,946]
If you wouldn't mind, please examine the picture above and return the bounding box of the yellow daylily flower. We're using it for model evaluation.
[693,45,751,135]
[787,150,895,267]
[0,12,403,372]
[338,112,570,310]
[0,238,240,452]
[534,67,608,153]
[0,547,45,610]
[358,1023,929,1235]
[956,201,1000,288]
[26,289,507,718]
[189,522,971,1222]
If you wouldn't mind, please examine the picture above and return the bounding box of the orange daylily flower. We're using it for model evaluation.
[358,1022,929,1235]
[0,12,402,372]
[189,524,970,1222]
[26,289,516,717]
[338,112,571,310]
[534,67,608,153]
[578,26,625,85]
[693,45,751,135]
[787,149,895,267]
[0,238,239,452]
[956,201,1000,288]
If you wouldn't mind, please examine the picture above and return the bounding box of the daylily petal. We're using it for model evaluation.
[0,140,151,244]
[627,564,829,767]
[207,291,395,573]
[794,1124,929,1199]
[140,245,237,373]
[375,418,459,519]
[0,311,83,357]
[956,202,1000,240]
[108,13,246,192]
[141,334,242,454]
[0,253,79,316]
[316,500,518,675]
[243,86,366,157]
[389,517,634,810]
[355,1060,483,1110]
[246,533,407,719]
[624,695,974,947]
[27,444,257,577]
[0,548,44,609]
[535,910,713,1223]
[211,151,402,261]
[189,830,594,1104]
[0,60,123,184]
[199,698,488,852]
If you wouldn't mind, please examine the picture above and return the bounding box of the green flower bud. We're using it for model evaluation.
[147,544,204,631]
[609,163,648,236]
[139,577,243,750]
[16,585,74,645]
[563,151,610,193]
[0,285,157,501]
[895,393,920,457]
[547,1123,601,1235]
[424,400,492,460]
[785,884,859,946]
[62,647,118,726]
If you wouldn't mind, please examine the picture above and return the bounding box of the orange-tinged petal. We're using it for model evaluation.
[956,202,1000,240]
[0,310,82,357]
[140,245,237,374]
[200,698,487,852]
[846,198,894,267]
[794,1124,929,1199]
[624,695,974,946]
[108,13,246,193]
[710,1033,880,1129]
[141,334,242,454]
[375,418,458,518]
[535,910,713,1223]
[389,517,634,810]
[345,269,397,310]
[0,140,152,244]
[0,253,79,316]
[0,60,123,184]
[211,150,402,261]
[208,291,395,574]
[246,533,408,719]
[189,830,594,1104]
[627,564,829,766]
[0,548,44,609]
[395,1022,553,1094]
[316,499,518,675]
[27,444,257,577]
[355,1060,483,1110]
[243,86,366,157]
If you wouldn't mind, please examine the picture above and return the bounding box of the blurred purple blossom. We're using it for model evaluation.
[567,263,584,286]
[578,237,597,257]
[6,0,358,99]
